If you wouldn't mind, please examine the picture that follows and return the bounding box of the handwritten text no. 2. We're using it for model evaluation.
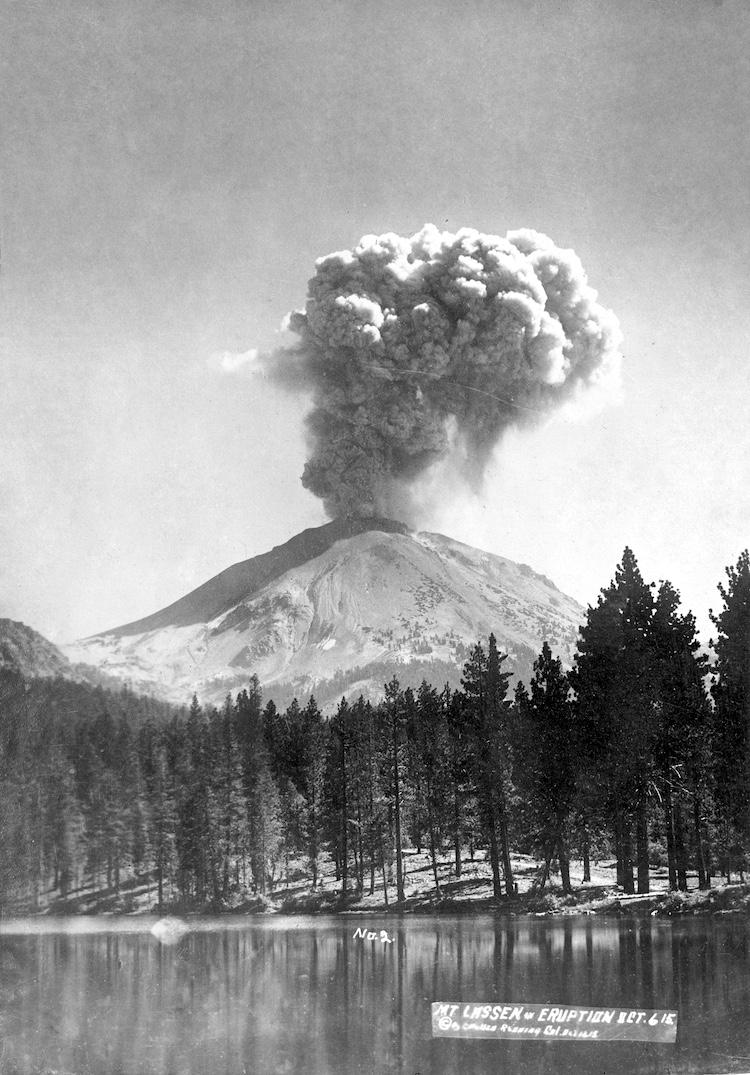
[352,927,394,945]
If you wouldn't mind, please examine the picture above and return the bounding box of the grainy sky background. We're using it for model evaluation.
[2,0,749,642]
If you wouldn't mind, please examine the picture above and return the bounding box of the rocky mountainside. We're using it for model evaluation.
[0,617,127,693]
[63,518,585,708]
[0,618,74,679]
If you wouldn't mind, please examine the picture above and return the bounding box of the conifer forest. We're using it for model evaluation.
[2,548,749,914]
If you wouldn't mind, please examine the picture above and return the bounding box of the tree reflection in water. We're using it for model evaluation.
[0,915,749,1074]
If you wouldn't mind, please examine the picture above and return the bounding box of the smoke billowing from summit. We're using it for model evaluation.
[276,225,622,519]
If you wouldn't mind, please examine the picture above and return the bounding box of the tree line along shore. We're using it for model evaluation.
[1,547,749,916]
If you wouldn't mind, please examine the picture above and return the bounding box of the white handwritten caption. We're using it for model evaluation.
[352,927,394,944]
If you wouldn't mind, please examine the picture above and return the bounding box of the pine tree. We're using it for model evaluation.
[384,678,407,902]
[460,635,514,898]
[363,697,392,900]
[0,676,33,906]
[140,725,178,908]
[346,696,370,893]
[298,696,326,888]
[514,643,575,893]
[710,550,750,873]
[46,744,84,898]
[207,697,247,901]
[650,581,712,890]
[445,686,473,877]
[235,683,282,896]
[571,548,658,893]
[325,697,353,898]
[407,681,451,896]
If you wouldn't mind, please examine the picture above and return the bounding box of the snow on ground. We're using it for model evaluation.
[26,849,730,918]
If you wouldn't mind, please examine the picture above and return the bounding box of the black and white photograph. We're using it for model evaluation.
[2,1,750,1072]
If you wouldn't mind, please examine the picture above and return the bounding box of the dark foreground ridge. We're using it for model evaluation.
[98,516,409,638]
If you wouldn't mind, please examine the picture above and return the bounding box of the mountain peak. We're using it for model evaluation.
[102,516,409,638]
[66,521,584,707]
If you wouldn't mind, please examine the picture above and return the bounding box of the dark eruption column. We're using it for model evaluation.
[280,225,622,518]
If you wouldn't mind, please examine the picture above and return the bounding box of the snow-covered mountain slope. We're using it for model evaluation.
[63,519,585,707]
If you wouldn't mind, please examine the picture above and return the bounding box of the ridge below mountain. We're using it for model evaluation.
[0,618,123,691]
[63,518,585,708]
[0,618,74,680]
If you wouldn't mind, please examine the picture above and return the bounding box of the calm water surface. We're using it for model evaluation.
[0,913,748,1074]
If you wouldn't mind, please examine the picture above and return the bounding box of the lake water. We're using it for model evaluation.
[0,913,748,1074]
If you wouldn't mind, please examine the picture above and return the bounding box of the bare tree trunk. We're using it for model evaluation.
[426,780,441,898]
[674,804,688,891]
[621,813,635,894]
[114,842,121,896]
[367,778,376,895]
[692,791,708,890]
[357,801,365,893]
[664,782,677,890]
[538,846,551,892]
[413,769,423,855]
[310,790,318,889]
[340,731,348,899]
[393,729,405,903]
[379,829,389,908]
[581,825,591,883]
[558,836,572,895]
[636,800,650,894]
[615,814,624,888]
[498,802,514,897]
[483,785,502,900]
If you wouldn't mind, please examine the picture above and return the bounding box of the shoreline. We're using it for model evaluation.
[26,880,750,920]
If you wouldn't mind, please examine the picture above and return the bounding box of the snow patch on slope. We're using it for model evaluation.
[64,527,584,706]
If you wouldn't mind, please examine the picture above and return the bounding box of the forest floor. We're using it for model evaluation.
[22,848,750,918]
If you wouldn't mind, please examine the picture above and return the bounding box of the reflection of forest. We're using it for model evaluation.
[0,917,748,1075]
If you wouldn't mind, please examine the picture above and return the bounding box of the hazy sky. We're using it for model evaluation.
[3,0,749,643]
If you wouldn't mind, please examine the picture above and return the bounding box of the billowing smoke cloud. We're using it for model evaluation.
[275,224,622,519]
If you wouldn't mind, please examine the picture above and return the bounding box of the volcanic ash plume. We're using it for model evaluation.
[277,225,622,519]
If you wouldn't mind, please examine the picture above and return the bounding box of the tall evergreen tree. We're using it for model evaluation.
[325,697,352,897]
[445,685,474,878]
[384,677,407,902]
[514,643,575,893]
[571,548,657,893]
[235,684,281,895]
[650,581,712,890]
[460,635,514,898]
[298,696,326,888]
[140,730,177,907]
[407,681,452,896]
[710,549,750,872]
